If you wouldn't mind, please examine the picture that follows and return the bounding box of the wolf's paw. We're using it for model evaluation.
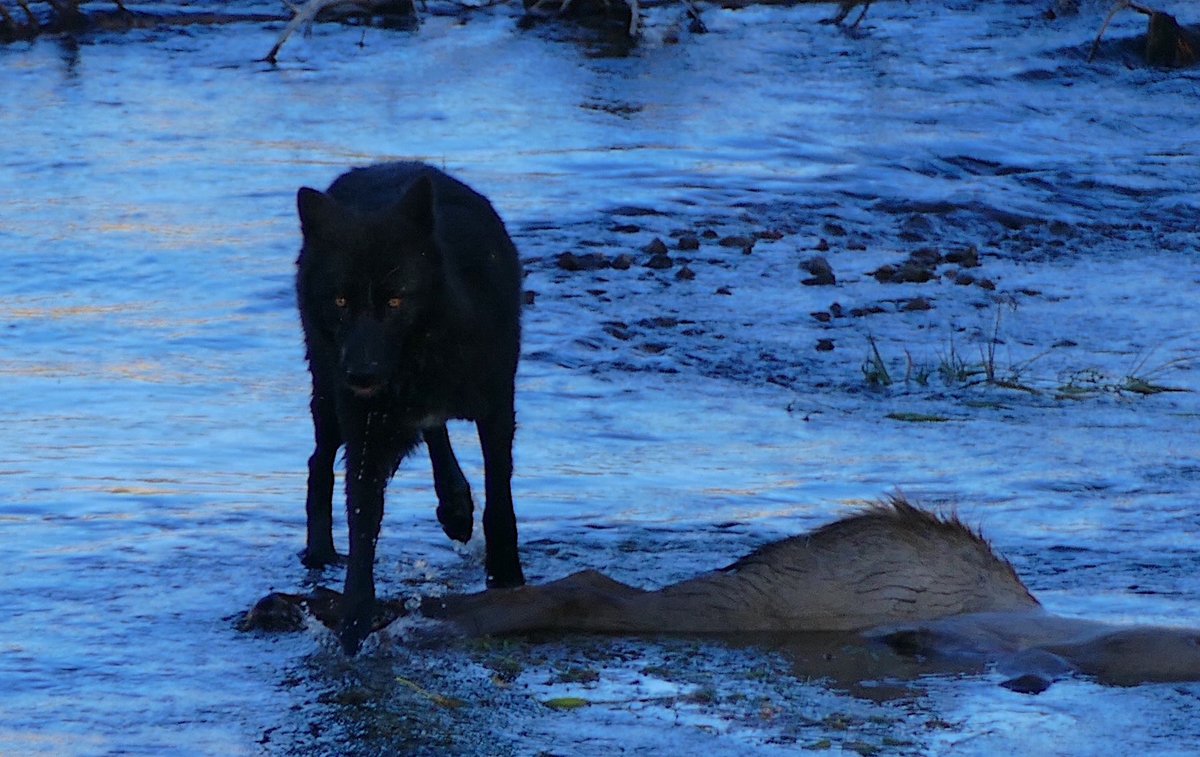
[339,610,372,657]
[299,545,346,569]
[486,562,526,590]
[436,492,474,543]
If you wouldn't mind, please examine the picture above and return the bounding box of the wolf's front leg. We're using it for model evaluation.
[425,424,475,544]
[477,402,524,589]
[302,391,343,568]
[339,444,391,656]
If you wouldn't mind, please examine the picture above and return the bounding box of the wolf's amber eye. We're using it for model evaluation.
[387,297,403,309]
[334,296,347,308]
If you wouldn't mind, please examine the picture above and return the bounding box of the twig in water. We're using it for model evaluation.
[683,0,706,33]
[820,1,871,28]
[1089,0,1155,62]
[263,0,358,64]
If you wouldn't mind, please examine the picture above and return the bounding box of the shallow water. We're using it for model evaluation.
[1,0,1199,753]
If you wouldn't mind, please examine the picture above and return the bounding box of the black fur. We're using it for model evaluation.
[295,162,524,655]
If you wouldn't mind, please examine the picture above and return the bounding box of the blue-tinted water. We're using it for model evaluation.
[1,1,1198,753]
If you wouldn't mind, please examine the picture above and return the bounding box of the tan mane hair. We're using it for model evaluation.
[730,495,1023,584]
[410,494,1041,636]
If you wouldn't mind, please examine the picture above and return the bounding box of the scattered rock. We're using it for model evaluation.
[814,238,830,252]
[829,302,845,318]
[700,229,719,239]
[977,278,996,291]
[675,265,696,281]
[899,215,935,242]
[1000,674,1052,695]
[643,237,669,255]
[846,240,868,251]
[639,342,669,354]
[850,305,886,317]
[811,311,832,323]
[639,316,679,329]
[954,272,975,286]
[611,223,640,233]
[523,291,537,306]
[645,253,673,270]
[610,253,635,270]
[816,338,835,352]
[944,245,980,267]
[872,264,935,284]
[902,297,933,312]
[719,235,755,251]
[556,251,610,272]
[603,323,633,340]
[715,286,733,295]
[801,256,837,286]
[612,206,664,217]
[822,221,847,237]
[909,248,943,267]
[1048,220,1073,237]
[755,229,784,241]
[677,234,701,251]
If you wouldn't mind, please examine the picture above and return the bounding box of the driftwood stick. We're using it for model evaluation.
[1089,0,1130,62]
[1089,0,1194,66]
[682,0,706,32]
[819,1,870,26]
[263,0,354,64]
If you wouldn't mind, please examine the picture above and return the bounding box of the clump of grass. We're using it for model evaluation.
[936,338,982,386]
[1121,377,1185,396]
[862,336,892,387]
[903,349,933,387]
[1056,368,1190,400]
[862,311,1194,402]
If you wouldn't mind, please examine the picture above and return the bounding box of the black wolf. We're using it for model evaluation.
[294,162,525,655]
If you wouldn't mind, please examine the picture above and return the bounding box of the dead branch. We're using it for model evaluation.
[263,0,350,65]
[819,0,870,27]
[1089,0,1197,67]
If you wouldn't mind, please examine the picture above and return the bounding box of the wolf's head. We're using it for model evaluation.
[296,176,442,399]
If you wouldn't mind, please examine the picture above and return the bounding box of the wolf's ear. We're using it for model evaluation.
[396,175,435,236]
[297,187,340,238]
